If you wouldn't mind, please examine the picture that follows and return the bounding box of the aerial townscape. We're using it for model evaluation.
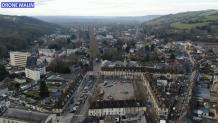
[0,3,218,123]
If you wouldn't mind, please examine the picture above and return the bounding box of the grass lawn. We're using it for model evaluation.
[25,90,40,99]
[46,83,61,89]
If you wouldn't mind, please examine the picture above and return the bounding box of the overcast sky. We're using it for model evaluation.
[0,0,218,16]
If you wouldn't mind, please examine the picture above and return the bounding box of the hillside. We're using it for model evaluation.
[0,15,59,57]
[143,10,218,42]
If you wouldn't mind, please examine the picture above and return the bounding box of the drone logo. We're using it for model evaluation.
[1,2,35,8]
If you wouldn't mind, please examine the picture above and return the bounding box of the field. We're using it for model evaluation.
[144,10,218,41]
[171,22,208,29]
[147,19,161,25]
[204,15,218,21]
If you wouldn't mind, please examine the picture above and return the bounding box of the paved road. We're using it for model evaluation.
[69,71,100,123]
[58,76,88,123]
[58,71,99,123]
[63,74,87,113]
[176,48,198,121]
[176,70,198,121]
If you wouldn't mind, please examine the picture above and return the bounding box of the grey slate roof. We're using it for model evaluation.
[1,108,49,123]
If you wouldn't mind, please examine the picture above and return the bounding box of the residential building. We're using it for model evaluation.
[10,51,31,67]
[25,68,40,81]
[0,95,10,115]
[38,49,56,57]
[25,65,46,81]
[88,100,146,117]
[46,75,67,93]
[0,108,56,123]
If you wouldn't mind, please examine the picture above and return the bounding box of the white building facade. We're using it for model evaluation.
[10,52,31,67]
[25,66,46,81]
[38,49,56,57]
[89,106,146,117]
[25,68,41,81]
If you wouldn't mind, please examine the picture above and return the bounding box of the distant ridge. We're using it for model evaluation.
[143,9,218,42]
[35,15,161,25]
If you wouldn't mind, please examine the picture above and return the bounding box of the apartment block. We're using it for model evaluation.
[10,51,31,67]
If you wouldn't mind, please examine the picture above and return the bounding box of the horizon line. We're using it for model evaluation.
[0,9,217,17]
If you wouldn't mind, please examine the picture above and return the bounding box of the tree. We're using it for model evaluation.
[47,59,71,74]
[48,43,62,50]
[102,48,122,61]
[151,44,155,51]
[170,53,176,60]
[145,45,150,52]
[0,64,8,81]
[70,34,77,40]
[0,45,8,57]
[144,54,150,62]
[39,81,49,98]
[14,83,21,92]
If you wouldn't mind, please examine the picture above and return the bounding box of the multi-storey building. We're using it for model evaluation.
[38,49,56,57]
[88,100,146,117]
[10,51,31,67]
[0,108,56,123]
[25,65,46,81]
